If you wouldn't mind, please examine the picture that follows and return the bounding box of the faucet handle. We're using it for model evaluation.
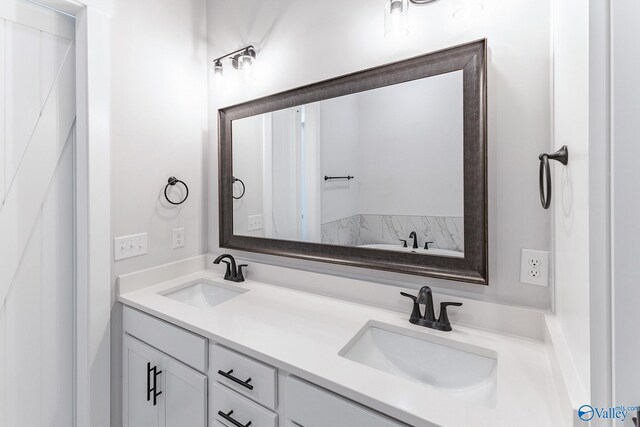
[399,239,408,248]
[236,264,248,282]
[436,302,463,331]
[219,260,232,280]
[400,292,422,323]
[424,241,434,250]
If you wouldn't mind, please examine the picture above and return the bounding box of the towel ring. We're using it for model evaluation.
[539,146,568,209]
[233,176,245,200]
[164,176,189,205]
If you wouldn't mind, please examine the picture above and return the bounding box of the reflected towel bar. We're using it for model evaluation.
[325,175,354,181]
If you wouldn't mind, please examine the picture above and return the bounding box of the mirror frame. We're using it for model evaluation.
[219,39,488,285]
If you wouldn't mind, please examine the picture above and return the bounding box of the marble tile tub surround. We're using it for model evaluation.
[321,214,464,250]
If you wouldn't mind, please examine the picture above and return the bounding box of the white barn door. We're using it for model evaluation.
[0,1,76,426]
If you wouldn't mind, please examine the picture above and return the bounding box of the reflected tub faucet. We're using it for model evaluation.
[409,231,418,249]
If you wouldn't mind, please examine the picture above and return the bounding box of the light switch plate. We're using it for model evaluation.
[114,233,148,261]
[520,249,549,286]
[248,214,263,231]
[172,227,185,249]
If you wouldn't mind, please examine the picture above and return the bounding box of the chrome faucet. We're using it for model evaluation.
[213,254,247,282]
[401,286,463,332]
[409,231,418,249]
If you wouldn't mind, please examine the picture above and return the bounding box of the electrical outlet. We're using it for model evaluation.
[114,233,148,261]
[520,249,549,286]
[248,214,263,231]
[172,227,185,249]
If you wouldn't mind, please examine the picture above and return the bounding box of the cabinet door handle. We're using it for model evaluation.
[217,410,252,427]
[217,369,254,390]
[146,362,152,402]
[153,367,162,406]
[147,362,162,406]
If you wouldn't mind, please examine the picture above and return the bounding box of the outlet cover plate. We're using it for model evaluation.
[520,249,549,286]
[114,233,148,261]
[248,214,263,231]
[173,227,185,249]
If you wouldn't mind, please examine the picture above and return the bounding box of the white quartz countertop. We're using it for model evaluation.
[118,270,564,427]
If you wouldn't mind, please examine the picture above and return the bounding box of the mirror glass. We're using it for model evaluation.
[232,70,464,258]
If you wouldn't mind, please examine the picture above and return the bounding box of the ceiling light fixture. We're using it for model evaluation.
[211,45,257,81]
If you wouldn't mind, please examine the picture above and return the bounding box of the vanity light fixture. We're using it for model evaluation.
[384,0,439,39]
[211,45,257,80]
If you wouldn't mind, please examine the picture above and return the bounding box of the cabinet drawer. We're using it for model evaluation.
[210,344,277,410]
[284,376,406,427]
[211,383,277,427]
[123,306,207,372]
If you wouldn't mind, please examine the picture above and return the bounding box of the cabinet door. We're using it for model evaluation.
[123,335,161,427]
[160,350,207,427]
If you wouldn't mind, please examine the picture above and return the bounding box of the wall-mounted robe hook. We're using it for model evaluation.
[539,145,569,209]
[164,176,189,205]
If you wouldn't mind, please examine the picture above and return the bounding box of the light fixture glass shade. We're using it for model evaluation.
[384,0,409,39]
[452,0,483,19]
[239,51,254,70]
[213,60,223,77]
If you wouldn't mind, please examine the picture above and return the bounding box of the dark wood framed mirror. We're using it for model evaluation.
[219,39,488,285]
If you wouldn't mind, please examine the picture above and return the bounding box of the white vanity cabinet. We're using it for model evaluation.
[121,306,409,427]
[123,307,208,427]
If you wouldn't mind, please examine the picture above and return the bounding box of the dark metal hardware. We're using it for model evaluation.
[409,231,419,249]
[217,369,254,390]
[213,254,246,282]
[233,176,246,200]
[146,362,152,402]
[417,286,435,323]
[424,241,434,250]
[153,367,162,406]
[539,145,568,209]
[218,410,252,427]
[400,292,422,322]
[164,176,189,206]
[237,265,248,282]
[146,362,162,406]
[400,286,462,332]
[434,302,463,331]
[399,239,408,248]
[324,175,354,181]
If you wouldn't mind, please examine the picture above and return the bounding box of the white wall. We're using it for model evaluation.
[321,95,361,223]
[208,0,553,309]
[111,0,208,278]
[357,71,464,217]
[109,0,207,424]
[232,115,264,236]
[612,0,640,410]
[552,0,591,396]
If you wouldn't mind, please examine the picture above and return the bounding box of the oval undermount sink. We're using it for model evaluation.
[358,244,464,258]
[160,280,247,309]
[339,321,497,406]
